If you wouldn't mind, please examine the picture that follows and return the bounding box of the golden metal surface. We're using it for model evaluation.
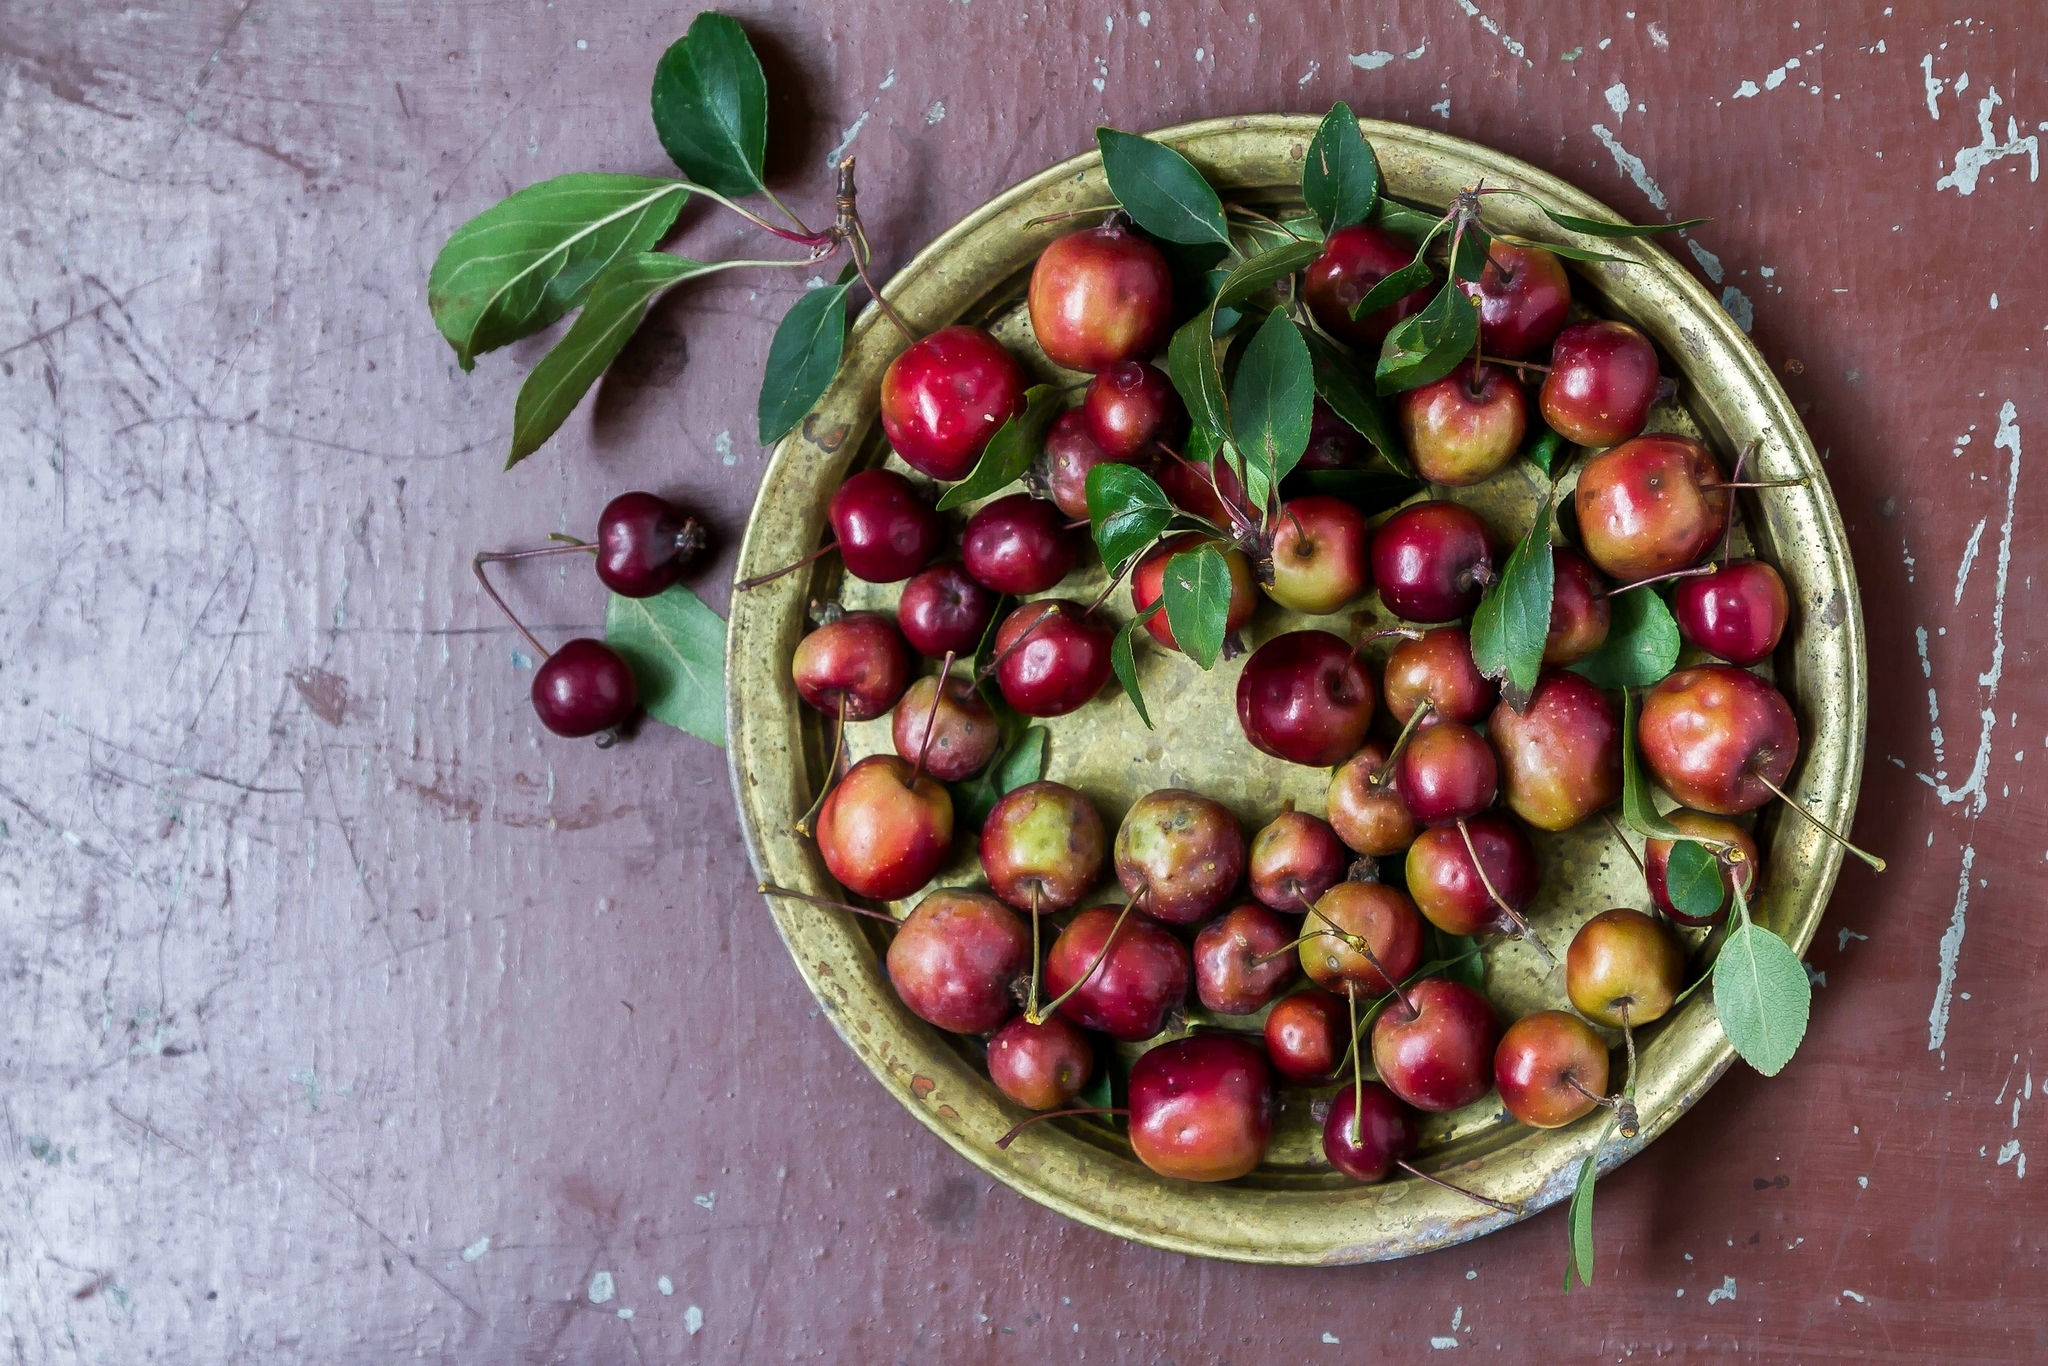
[724,116,1866,1264]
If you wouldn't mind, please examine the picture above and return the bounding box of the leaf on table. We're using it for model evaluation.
[1302,102,1382,234]
[937,385,1064,510]
[1713,918,1812,1077]
[1086,463,1176,572]
[1375,278,1478,396]
[509,253,721,467]
[604,584,726,745]
[1663,839,1727,920]
[1563,1125,1608,1292]
[1297,324,1413,478]
[1095,128,1231,247]
[757,264,856,444]
[1161,542,1232,670]
[1617,688,1688,842]
[1568,587,1680,690]
[428,174,689,370]
[1111,605,1162,729]
[1470,489,1556,711]
[997,726,1049,791]
[1231,308,1316,492]
[650,12,771,198]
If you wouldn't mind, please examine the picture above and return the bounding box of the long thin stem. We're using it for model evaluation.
[1599,811,1646,876]
[1156,442,1259,541]
[1603,564,1718,598]
[1456,818,1557,970]
[1397,1160,1522,1216]
[679,180,829,245]
[471,552,552,659]
[758,184,816,239]
[1563,1073,1639,1138]
[848,204,916,343]
[906,651,955,789]
[794,694,847,839]
[1371,699,1435,788]
[1029,900,1136,1023]
[977,602,1061,683]
[735,541,837,592]
[1751,771,1887,871]
[757,882,902,925]
[1720,479,1809,490]
[1717,440,1756,564]
[995,1106,1129,1149]
[1027,884,1043,1019]
[1349,982,1365,1145]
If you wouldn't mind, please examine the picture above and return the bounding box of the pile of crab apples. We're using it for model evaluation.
[762,207,1806,1194]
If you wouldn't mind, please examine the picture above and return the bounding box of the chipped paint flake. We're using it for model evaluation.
[1927,845,1975,1050]
[1954,518,1987,604]
[1687,239,1725,283]
[824,111,871,169]
[1842,1289,1867,1303]
[1298,60,1320,85]
[1450,0,1529,63]
[658,1275,675,1296]
[1734,79,1761,99]
[1350,50,1396,70]
[461,1236,491,1262]
[1604,82,1631,117]
[1591,124,1669,210]
[1707,1276,1738,1305]
[1997,1139,2026,1177]
[1921,54,1946,118]
[715,429,736,467]
[1720,287,1755,332]
[1431,1337,1460,1349]
[924,100,946,125]
[588,1271,616,1305]
[1936,87,2041,195]
[684,1305,704,1334]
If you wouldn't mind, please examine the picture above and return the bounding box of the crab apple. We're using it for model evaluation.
[1672,558,1791,666]
[991,599,1115,717]
[1494,1010,1610,1129]
[594,491,706,598]
[1027,223,1174,372]
[1382,626,1498,728]
[1264,989,1347,1083]
[988,1014,1094,1111]
[1404,813,1538,937]
[1566,908,1685,1028]
[1326,742,1420,857]
[1488,670,1621,833]
[1041,905,1190,1041]
[1235,630,1377,767]
[962,493,1082,596]
[1322,1081,1420,1182]
[1459,240,1572,358]
[1037,409,1119,521]
[815,756,954,901]
[1304,223,1434,346]
[1298,879,1425,996]
[827,469,945,583]
[885,889,1030,1034]
[1266,496,1373,615]
[1646,810,1760,927]
[1637,665,1798,815]
[1248,809,1350,912]
[1082,360,1185,458]
[1544,547,1612,666]
[1114,789,1246,925]
[1300,399,1368,470]
[531,640,638,738]
[1193,903,1299,1015]
[1127,1034,1277,1182]
[1370,501,1497,624]
[1398,361,1529,488]
[1394,720,1498,827]
[978,780,1108,914]
[880,325,1028,480]
[1371,977,1501,1113]
[1539,319,1661,449]
[897,563,997,659]
[892,675,1001,782]
[1130,534,1257,653]
[1155,449,1252,530]
[791,611,913,721]
[1574,434,1729,581]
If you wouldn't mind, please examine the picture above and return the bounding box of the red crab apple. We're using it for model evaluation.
[1247,808,1350,912]
[1636,664,1797,815]
[962,492,1082,595]
[987,1013,1094,1111]
[1370,501,1496,624]
[814,755,954,901]
[1235,630,1377,767]
[1397,360,1528,488]
[827,469,944,583]
[1040,904,1191,1041]
[1394,720,1498,827]
[1304,223,1434,346]
[1370,976,1501,1113]
[1574,434,1729,582]
[896,563,997,659]
[1382,626,1497,728]
[891,674,1001,782]
[991,600,1115,717]
[1193,903,1298,1015]
[978,780,1108,914]
[1114,789,1246,925]
[1459,240,1571,359]
[1494,1010,1612,1129]
[1539,319,1661,449]
[791,610,913,721]
[1129,534,1257,654]
[1298,878,1425,996]
[1266,496,1373,615]
[1645,810,1760,927]
[1326,742,1420,857]
[593,491,707,598]
[1300,399,1368,470]
[1082,360,1185,459]
[1264,989,1347,1083]
[1488,670,1621,833]
[1126,1034,1277,1182]
[1566,908,1685,1028]
[1027,223,1174,372]
[531,639,639,738]
[1404,812,1538,938]
[1034,409,1134,521]
[1672,558,1791,666]
[880,325,1028,480]
[1544,547,1612,666]
[885,889,1030,1034]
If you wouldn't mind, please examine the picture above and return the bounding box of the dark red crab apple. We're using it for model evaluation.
[1321,1080,1421,1182]
[1041,904,1190,1041]
[1459,240,1572,359]
[1326,742,1420,857]
[1266,496,1373,615]
[791,611,913,721]
[1394,720,1498,827]
[1544,547,1612,666]
[1082,360,1185,459]
[1494,1010,1611,1129]
[892,674,1001,782]
[1027,223,1174,372]
[1247,809,1350,911]
[1300,399,1368,470]
[1126,1034,1277,1182]
[1193,903,1298,1015]
[1672,559,1791,666]
[1574,434,1729,582]
[1304,223,1434,346]
[1382,627,1497,728]
[1371,976,1501,1113]
[1488,670,1621,833]
[1397,360,1528,488]
[1114,789,1246,925]
[1539,319,1661,449]
[1370,501,1497,624]
[1404,812,1538,937]
[1130,534,1258,653]
[1264,989,1347,1083]
[594,491,707,597]
[991,600,1115,717]
[1298,879,1425,996]
[1155,449,1253,531]
[896,563,997,659]
[978,780,1108,914]
[814,755,954,901]
[1235,630,1377,767]
[1637,664,1798,815]
[1645,810,1760,927]
[531,639,639,738]
[962,492,1082,595]
[880,325,1029,480]
[1033,409,1132,521]
[1566,908,1685,1028]
[988,1014,1095,1110]
[885,889,1030,1034]
[827,469,944,583]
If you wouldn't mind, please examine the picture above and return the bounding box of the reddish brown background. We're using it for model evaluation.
[3,0,2043,1360]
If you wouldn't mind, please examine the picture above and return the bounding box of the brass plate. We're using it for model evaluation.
[724,116,1865,1265]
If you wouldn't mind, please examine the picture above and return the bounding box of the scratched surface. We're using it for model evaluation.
[0,1,2042,1360]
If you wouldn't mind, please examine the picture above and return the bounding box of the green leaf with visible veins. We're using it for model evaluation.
[937,385,1063,510]
[1096,128,1231,247]
[1372,198,1448,245]
[1497,234,1636,266]
[1111,605,1163,728]
[997,726,1049,791]
[604,584,726,745]
[1302,102,1381,233]
[1086,463,1176,572]
[1568,587,1680,690]
[1713,913,1812,1077]
[1231,309,1316,492]
[1347,257,1437,323]
[1618,689,1688,843]
[650,12,771,198]
[1297,324,1413,477]
[510,253,725,467]
[1563,1122,1611,1292]
[1470,489,1555,711]
[1375,278,1478,395]
[1161,542,1233,670]
[757,265,856,444]
[1663,838,1727,920]
[428,174,689,370]
[1167,313,1231,440]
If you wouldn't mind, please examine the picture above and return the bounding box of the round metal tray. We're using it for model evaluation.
[724,115,1865,1264]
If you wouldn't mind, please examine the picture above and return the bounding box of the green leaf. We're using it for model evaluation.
[1470,490,1555,711]
[650,11,770,198]
[1297,326,1413,477]
[604,584,726,745]
[1522,422,1566,478]
[1542,207,1709,239]
[757,265,856,444]
[1214,238,1325,309]
[1618,689,1688,843]
[1497,234,1635,266]
[1664,839,1727,920]
[1110,605,1162,728]
[1074,1046,1115,1112]
[1713,918,1812,1077]
[1282,467,1423,514]
[1569,588,1680,690]
[1449,220,1495,284]
[1230,309,1316,491]
[509,253,720,467]
[1229,213,1324,257]
[1302,102,1381,233]
[937,385,1063,509]
[1086,463,1176,571]
[1096,128,1231,247]
[1425,927,1487,989]
[1346,257,1437,323]
[997,726,1049,791]
[1167,312,1231,438]
[1375,279,1478,396]
[1371,198,1447,245]
[1161,543,1232,669]
[428,175,689,370]
[1563,1126,1609,1292]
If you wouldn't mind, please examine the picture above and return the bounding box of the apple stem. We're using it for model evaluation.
[1349,983,1366,1146]
[794,695,848,839]
[1350,626,1421,663]
[1456,818,1558,970]
[995,1106,1129,1150]
[1156,442,1261,541]
[829,158,918,347]
[905,651,956,789]
[1023,205,1112,230]
[1026,883,1043,1020]
[1599,811,1646,876]
[1478,352,1549,374]
[735,540,837,592]
[1603,563,1718,598]
[1719,479,1809,490]
[1029,899,1137,1024]
[1751,771,1887,871]
[1371,698,1435,789]
[1716,441,1757,563]
[757,882,902,925]
[471,550,571,660]
[1564,1072,1641,1140]
[1395,1161,1522,1216]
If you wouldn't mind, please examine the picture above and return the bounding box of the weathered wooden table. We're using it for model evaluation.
[3,2,2041,1359]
